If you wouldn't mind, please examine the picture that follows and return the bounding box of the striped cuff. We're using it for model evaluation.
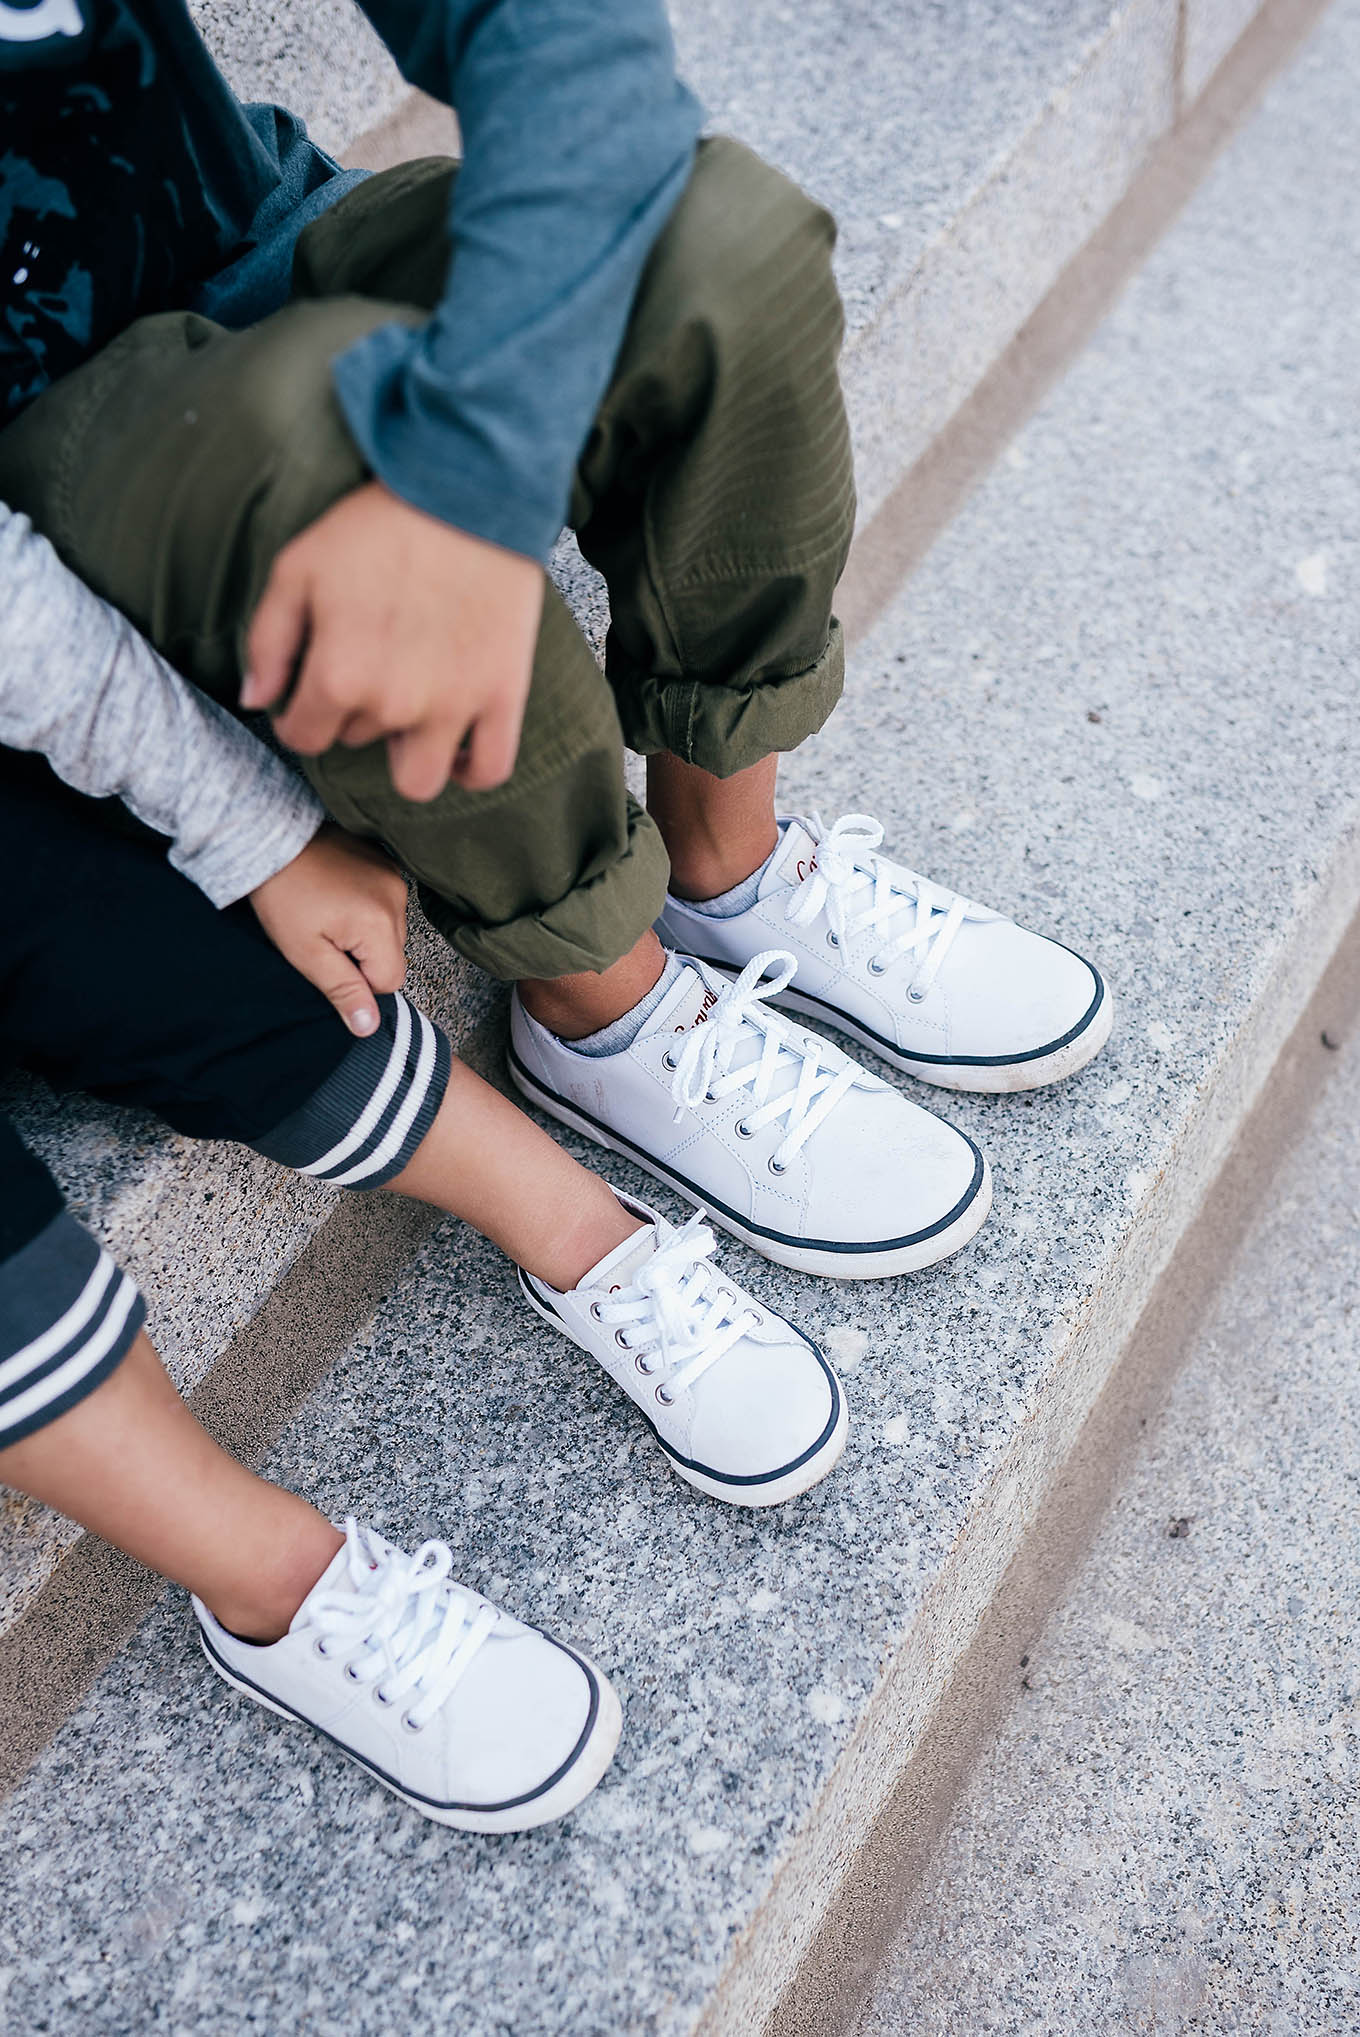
[0,1213,145,1451]
[252,991,451,1189]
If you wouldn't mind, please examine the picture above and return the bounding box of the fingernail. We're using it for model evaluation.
[350,1008,378,1036]
[240,671,261,708]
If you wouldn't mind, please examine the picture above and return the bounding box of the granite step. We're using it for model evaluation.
[854,958,1360,2037]
[2,1,1356,2030]
[0,0,1247,1652]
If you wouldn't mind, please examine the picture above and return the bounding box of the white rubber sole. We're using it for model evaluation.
[200,1633,623,1833]
[768,978,1116,1095]
[518,1275,850,1506]
[675,1388,849,1506]
[508,1048,992,1278]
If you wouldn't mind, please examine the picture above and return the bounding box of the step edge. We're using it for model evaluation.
[837,0,1179,488]
[766,859,1360,2037]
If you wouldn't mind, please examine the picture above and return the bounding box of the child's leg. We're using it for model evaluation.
[383,1057,641,1288]
[0,1328,341,1642]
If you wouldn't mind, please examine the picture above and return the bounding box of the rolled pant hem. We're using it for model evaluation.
[611,616,847,777]
[428,807,674,982]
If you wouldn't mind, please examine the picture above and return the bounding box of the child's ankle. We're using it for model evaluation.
[539,1193,648,1291]
[205,1520,344,1643]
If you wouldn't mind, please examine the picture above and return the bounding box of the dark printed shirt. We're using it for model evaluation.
[0,0,288,416]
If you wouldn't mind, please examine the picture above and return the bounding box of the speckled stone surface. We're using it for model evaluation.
[857,1003,1360,2037]
[669,0,1181,523]
[187,0,407,159]
[1,7,1355,2032]
[1183,0,1269,97]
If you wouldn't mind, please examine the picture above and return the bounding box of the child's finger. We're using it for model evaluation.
[386,722,462,803]
[243,565,309,711]
[349,915,407,996]
[457,696,524,792]
[305,943,381,1038]
[270,637,354,757]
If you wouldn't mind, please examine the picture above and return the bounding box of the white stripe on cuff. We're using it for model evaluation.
[329,1010,438,1188]
[299,992,414,1180]
[0,1248,118,1396]
[0,1274,139,1435]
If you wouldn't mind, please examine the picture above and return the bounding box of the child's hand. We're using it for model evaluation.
[241,481,542,804]
[249,827,408,1038]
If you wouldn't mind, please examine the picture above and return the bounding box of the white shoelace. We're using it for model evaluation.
[667,950,860,1170]
[783,813,975,1000]
[590,1213,760,1404]
[307,1519,499,1732]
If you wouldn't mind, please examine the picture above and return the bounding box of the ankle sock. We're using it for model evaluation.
[678,824,786,919]
[568,951,685,1057]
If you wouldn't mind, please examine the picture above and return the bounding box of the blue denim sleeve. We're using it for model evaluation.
[337,0,703,563]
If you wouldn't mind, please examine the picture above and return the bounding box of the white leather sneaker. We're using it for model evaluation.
[194,1519,621,1833]
[658,814,1113,1093]
[519,1193,847,1505]
[509,949,990,1279]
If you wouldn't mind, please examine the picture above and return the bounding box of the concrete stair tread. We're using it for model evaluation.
[674,0,1182,518]
[3,4,1356,2027]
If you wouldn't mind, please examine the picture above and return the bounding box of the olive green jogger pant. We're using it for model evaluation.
[0,137,856,981]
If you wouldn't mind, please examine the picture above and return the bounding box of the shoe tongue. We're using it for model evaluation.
[644,952,822,1098]
[642,959,724,1039]
[761,818,822,898]
[577,1219,658,1294]
[290,1535,360,1634]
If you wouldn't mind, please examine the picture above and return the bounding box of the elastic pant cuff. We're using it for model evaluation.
[0,1212,145,1450]
[612,617,846,777]
[424,797,672,982]
[252,991,451,1189]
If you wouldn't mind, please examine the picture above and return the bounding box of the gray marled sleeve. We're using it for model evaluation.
[0,505,324,908]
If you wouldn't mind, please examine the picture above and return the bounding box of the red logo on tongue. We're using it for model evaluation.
[794,853,818,882]
[673,986,719,1032]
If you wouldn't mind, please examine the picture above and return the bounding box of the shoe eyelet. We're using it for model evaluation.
[908,985,927,1004]
[662,1049,678,1071]
[735,1119,753,1139]
[344,1662,362,1682]
[768,1156,788,1176]
[614,1329,632,1351]
[313,1638,331,1660]
[634,1353,655,1377]
[703,1089,718,1105]
[589,1301,604,1322]
[400,1713,424,1735]
[372,1686,394,1708]
[826,930,840,949]
[654,1383,676,1408]
[867,957,887,976]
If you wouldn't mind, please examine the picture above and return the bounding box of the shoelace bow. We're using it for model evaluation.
[667,950,861,1169]
[591,1212,760,1403]
[308,1518,499,1732]
[784,813,975,1000]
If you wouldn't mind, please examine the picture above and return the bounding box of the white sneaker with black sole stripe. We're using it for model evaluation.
[194,1518,621,1833]
[519,1192,847,1506]
[658,813,1114,1093]
[509,949,991,1280]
